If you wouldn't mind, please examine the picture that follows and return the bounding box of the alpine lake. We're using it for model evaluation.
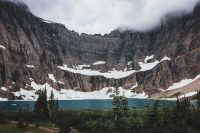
[0,98,176,111]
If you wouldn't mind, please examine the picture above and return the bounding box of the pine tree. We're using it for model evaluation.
[48,90,59,122]
[160,101,171,133]
[43,88,49,118]
[162,101,171,125]
[0,111,7,124]
[112,96,121,121]
[121,96,128,119]
[196,90,200,109]
[112,96,129,121]
[195,91,200,129]
[34,87,49,120]
[143,100,160,133]
[112,95,129,133]
[172,97,190,132]
[34,89,43,119]
[55,98,59,111]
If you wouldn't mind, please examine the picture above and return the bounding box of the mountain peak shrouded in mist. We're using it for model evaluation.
[1,0,30,12]
[0,0,200,100]
[12,0,200,34]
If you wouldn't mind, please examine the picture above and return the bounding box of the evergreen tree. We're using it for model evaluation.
[113,96,121,121]
[34,89,42,119]
[121,96,128,119]
[0,111,7,124]
[143,100,160,133]
[112,96,128,121]
[196,91,200,129]
[160,101,172,133]
[177,97,190,120]
[172,97,190,132]
[162,101,171,126]
[196,90,200,109]
[49,90,55,117]
[48,90,59,122]
[56,98,59,111]
[34,87,49,120]
[43,88,49,118]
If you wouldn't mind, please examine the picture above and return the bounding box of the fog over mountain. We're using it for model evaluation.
[0,0,200,100]
[10,0,200,34]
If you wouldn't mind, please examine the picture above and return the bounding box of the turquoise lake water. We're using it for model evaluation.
[0,99,176,111]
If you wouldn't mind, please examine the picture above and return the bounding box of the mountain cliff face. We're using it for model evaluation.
[0,1,200,100]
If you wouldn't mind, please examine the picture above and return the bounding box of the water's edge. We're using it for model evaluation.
[0,98,176,111]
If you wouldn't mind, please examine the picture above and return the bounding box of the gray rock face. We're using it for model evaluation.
[0,1,200,99]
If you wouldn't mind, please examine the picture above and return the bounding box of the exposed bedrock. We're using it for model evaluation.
[0,1,200,99]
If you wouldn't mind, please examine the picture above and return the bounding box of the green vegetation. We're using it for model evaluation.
[54,91,200,133]
[0,123,46,133]
[48,90,59,122]
[34,88,50,120]
[113,95,128,120]
[0,91,200,133]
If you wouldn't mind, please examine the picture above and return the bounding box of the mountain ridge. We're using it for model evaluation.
[0,1,200,100]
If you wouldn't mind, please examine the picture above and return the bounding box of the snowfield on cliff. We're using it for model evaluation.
[11,81,146,100]
[1,73,200,101]
[57,56,171,79]
[167,74,200,91]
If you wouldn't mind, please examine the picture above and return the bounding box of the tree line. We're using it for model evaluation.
[0,87,200,133]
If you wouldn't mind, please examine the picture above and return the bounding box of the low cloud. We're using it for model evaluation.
[17,0,199,34]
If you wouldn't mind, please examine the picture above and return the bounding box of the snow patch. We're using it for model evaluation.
[0,45,6,50]
[160,56,171,62]
[17,88,37,100]
[48,74,56,82]
[12,81,147,100]
[76,64,90,69]
[58,87,147,100]
[139,56,170,72]
[57,64,136,79]
[179,92,197,98]
[1,87,7,91]
[58,56,171,79]
[131,83,138,89]
[26,65,35,68]
[167,74,200,90]
[13,91,20,97]
[165,92,199,100]
[93,61,106,65]
[41,19,53,24]
[124,61,133,71]
[0,97,8,101]
[127,61,132,65]
[58,81,65,85]
[139,60,159,71]
[159,89,165,92]
[144,55,154,63]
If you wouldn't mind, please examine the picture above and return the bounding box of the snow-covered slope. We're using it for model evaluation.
[1,1,200,100]
[167,74,200,91]
[93,61,106,65]
[11,81,146,100]
[0,45,6,50]
[152,74,200,99]
[58,56,170,79]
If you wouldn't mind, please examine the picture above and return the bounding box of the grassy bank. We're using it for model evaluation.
[0,123,46,133]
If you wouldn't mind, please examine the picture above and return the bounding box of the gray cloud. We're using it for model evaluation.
[17,0,199,34]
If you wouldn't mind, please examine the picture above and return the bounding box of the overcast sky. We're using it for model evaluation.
[17,0,199,34]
